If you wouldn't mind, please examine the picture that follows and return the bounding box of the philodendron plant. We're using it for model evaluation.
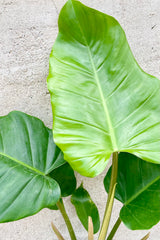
[0,0,160,239]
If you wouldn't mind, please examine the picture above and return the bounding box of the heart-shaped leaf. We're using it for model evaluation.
[104,153,160,230]
[0,111,65,222]
[47,0,160,177]
[71,184,100,234]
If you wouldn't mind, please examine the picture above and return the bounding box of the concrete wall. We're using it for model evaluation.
[0,0,160,239]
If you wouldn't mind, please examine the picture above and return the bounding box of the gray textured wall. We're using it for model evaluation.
[0,0,160,239]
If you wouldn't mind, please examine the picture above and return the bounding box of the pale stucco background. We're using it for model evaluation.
[0,0,160,239]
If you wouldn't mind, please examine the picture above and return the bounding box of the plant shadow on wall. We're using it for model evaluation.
[0,0,160,240]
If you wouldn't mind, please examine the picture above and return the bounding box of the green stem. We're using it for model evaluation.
[107,217,121,240]
[98,152,118,240]
[57,199,77,240]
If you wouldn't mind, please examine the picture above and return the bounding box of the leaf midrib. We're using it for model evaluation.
[70,1,118,151]
[124,176,160,206]
[0,152,45,176]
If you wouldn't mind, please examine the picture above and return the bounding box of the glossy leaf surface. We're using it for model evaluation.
[104,153,160,229]
[47,0,160,177]
[71,184,100,234]
[0,111,63,222]
[49,161,76,197]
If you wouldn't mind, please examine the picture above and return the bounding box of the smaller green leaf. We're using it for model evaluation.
[71,184,100,234]
[50,205,58,210]
[49,161,76,197]
[104,153,160,230]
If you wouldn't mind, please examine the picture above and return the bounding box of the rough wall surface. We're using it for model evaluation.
[0,0,160,239]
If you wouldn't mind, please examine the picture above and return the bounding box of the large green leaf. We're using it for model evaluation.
[71,184,100,234]
[47,0,160,177]
[0,111,65,222]
[104,153,160,230]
